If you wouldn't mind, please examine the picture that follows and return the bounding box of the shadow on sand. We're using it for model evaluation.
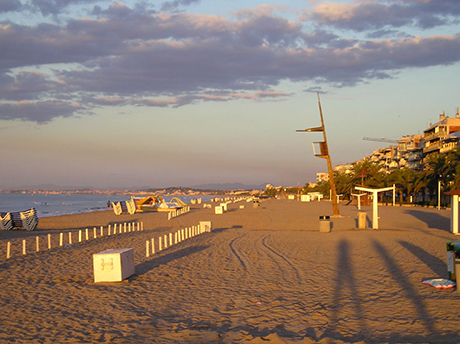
[398,240,447,278]
[135,245,209,276]
[321,239,445,343]
[404,209,450,232]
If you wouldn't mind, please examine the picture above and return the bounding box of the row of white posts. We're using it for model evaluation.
[5,221,143,259]
[168,206,191,220]
[146,221,211,257]
[215,198,250,214]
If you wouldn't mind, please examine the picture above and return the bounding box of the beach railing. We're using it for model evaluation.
[4,221,143,259]
[146,221,211,257]
[167,206,191,220]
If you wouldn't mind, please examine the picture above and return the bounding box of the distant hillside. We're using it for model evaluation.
[191,183,266,190]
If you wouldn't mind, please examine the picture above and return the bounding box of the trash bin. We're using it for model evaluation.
[358,212,367,229]
[319,215,331,233]
[446,241,460,280]
[456,259,460,291]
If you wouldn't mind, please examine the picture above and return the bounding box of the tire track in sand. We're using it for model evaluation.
[228,234,250,270]
[261,234,303,285]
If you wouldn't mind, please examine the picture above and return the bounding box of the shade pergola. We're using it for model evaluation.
[355,186,395,229]
[445,190,460,235]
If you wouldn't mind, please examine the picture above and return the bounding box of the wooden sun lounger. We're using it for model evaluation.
[0,208,38,231]
[112,200,136,215]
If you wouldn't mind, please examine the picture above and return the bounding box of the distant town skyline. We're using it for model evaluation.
[1,0,460,189]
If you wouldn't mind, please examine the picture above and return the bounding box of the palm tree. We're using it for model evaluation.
[388,168,416,203]
[424,152,450,203]
[445,147,460,191]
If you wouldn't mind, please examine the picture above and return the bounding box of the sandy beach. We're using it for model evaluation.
[0,199,459,343]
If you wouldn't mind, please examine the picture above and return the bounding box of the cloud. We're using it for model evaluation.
[0,100,88,123]
[29,0,103,16]
[1,1,460,123]
[161,0,201,12]
[306,0,460,31]
[0,71,63,101]
[0,0,22,13]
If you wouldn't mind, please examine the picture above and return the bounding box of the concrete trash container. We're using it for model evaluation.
[358,212,367,229]
[456,259,460,291]
[446,241,460,280]
[93,248,134,283]
[319,215,331,233]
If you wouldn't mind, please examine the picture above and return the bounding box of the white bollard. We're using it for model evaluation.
[164,234,168,248]
[100,226,103,236]
[128,223,131,232]
[85,228,89,240]
[93,227,97,239]
[48,234,51,249]
[36,236,39,252]
[22,240,26,255]
[169,233,173,246]
[79,230,82,243]
[124,223,127,233]
[6,242,11,259]
[108,225,111,236]
[159,237,162,251]
[151,238,155,254]
[175,232,178,244]
[60,233,64,246]
[137,222,140,231]
[146,241,150,257]
[68,232,72,245]
[113,224,117,234]
[141,222,144,231]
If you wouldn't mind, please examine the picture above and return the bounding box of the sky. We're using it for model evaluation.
[1,0,460,189]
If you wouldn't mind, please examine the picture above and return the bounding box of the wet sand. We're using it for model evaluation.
[0,199,459,343]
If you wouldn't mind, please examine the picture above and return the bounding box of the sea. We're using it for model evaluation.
[0,193,211,218]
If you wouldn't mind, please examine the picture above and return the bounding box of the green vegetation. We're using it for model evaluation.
[331,148,459,206]
[264,148,459,206]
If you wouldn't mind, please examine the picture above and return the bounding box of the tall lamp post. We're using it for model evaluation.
[296,93,339,216]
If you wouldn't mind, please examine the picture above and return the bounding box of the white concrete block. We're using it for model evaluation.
[301,195,311,202]
[93,248,135,283]
[200,221,212,233]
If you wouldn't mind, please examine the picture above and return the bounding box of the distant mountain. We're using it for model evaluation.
[191,183,266,190]
[7,184,94,191]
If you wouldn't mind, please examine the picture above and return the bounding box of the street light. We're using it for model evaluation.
[438,174,442,210]
[296,93,339,216]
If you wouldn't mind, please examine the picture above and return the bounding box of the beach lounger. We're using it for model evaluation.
[0,212,14,230]
[0,208,38,231]
[112,202,123,215]
[20,208,38,231]
[126,198,136,215]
